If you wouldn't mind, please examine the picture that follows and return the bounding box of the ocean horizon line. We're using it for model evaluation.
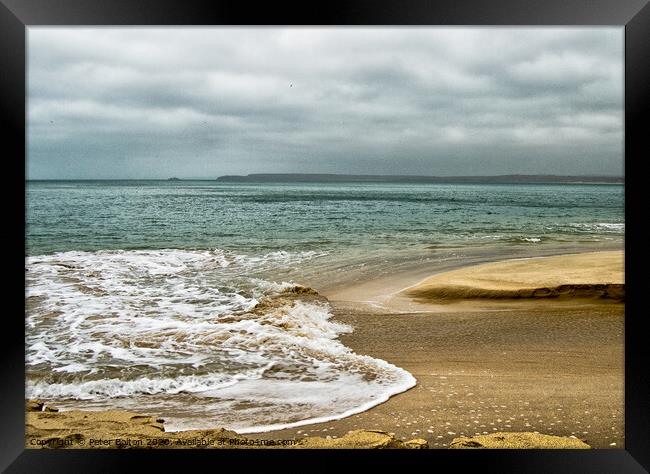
[26,173,624,184]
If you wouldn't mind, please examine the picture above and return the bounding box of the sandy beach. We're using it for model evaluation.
[252,300,623,449]
[247,250,625,448]
[26,250,625,449]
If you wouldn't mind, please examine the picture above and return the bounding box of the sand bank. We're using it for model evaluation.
[402,251,623,303]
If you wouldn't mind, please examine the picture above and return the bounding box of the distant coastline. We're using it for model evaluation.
[215,173,624,184]
[26,174,624,184]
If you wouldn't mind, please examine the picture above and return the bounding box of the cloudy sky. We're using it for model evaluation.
[28,27,623,179]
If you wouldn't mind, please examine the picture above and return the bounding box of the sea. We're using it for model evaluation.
[25,180,624,432]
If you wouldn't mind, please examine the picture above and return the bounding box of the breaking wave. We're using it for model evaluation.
[25,248,415,432]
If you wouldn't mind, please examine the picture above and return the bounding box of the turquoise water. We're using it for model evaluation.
[27,180,623,256]
[25,180,624,432]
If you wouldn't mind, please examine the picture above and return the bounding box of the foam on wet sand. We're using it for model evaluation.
[25,250,625,449]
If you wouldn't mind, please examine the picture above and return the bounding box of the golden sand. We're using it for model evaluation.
[450,432,590,449]
[25,404,590,449]
[25,404,428,449]
[402,251,623,302]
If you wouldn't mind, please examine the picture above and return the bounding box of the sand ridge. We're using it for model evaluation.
[401,251,623,302]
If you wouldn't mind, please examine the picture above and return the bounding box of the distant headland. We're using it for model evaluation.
[215,173,623,184]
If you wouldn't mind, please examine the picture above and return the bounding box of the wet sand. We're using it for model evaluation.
[26,250,625,449]
[251,251,624,449]
[252,301,624,449]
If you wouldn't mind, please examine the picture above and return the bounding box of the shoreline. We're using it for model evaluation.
[320,248,623,313]
[248,300,623,448]
[26,248,625,449]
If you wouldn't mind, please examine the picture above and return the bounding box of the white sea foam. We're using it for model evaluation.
[25,248,415,432]
[569,223,624,232]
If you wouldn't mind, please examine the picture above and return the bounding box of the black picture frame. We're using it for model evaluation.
[2,0,648,471]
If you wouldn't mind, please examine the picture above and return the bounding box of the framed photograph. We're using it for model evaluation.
[2,0,648,471]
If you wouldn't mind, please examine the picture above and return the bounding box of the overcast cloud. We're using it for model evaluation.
[27,27,623,179]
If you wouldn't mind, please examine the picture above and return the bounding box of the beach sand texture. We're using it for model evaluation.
[249,250,625,448]
[402,251,624,302]
[25,250,625,449]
